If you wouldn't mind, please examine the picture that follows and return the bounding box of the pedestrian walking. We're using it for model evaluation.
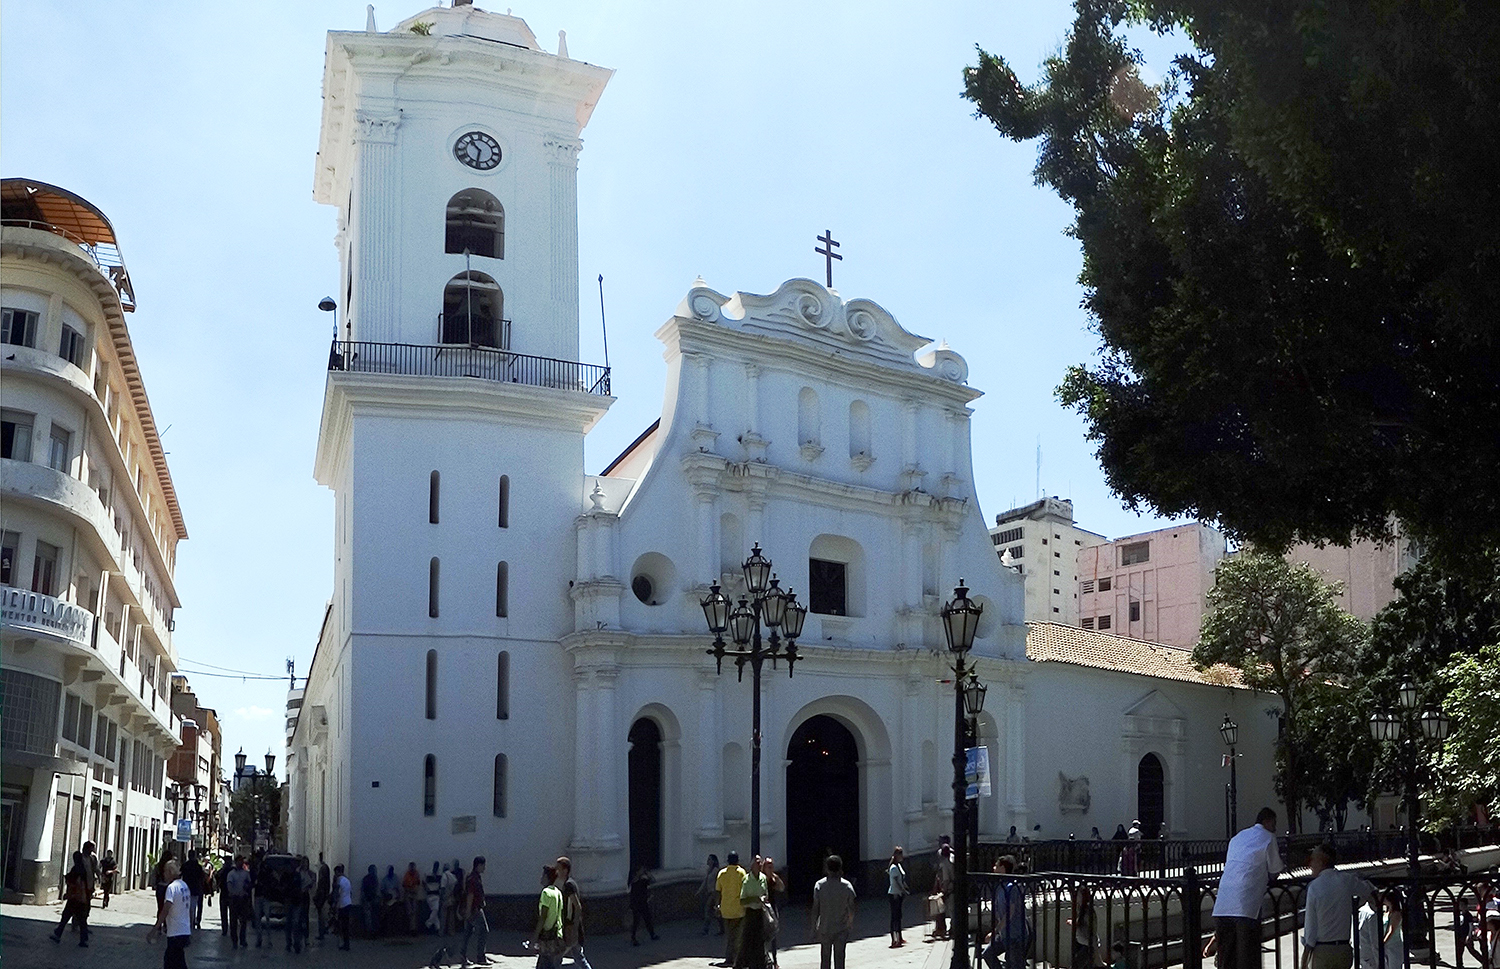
[361,865,380,935]
[1212,808,1283,969]
[557,857,593,969]
[458,856,489,967]
[887,846,909,948]
[425,862,444,933]
[930,842,954,941]
[1300,843,1376,969]
[981,855,1029,969]
[735,855,769,969]
[101,848,118,909]
[253,854,275,948]
[441,862,459,935]
[286,856,313,953]
[82,840,100,899]
[716,851,748,967]
[629,866,659,945]
[334,863,354,951]
[811,855,856,969]
[182,850,205,930]
[532,864,568,969]
[225,858,253,948]
[154,848,176,908]
[216,856,230,936]
[698,854,722,935]
[762,856,786,969]
[315,853,332,939]
[50,851,92,947]
[150,858,193,969]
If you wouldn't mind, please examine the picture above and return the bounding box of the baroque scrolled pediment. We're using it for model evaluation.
[676,277,969,384]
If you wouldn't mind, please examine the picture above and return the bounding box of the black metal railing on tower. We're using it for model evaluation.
[327,339,610,396]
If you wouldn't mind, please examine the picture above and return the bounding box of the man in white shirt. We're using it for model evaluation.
[1212,807,1284,969]
[151,859,193,969]
[1300,843,1376,969]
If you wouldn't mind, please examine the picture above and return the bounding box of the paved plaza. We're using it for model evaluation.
[3,890,949,969]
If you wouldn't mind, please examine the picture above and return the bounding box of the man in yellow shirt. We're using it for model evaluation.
[715,852,747,967]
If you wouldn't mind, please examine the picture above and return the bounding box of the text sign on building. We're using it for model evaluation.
[0,586,93,648]
[175,818,193,842]
[966,746,991,799]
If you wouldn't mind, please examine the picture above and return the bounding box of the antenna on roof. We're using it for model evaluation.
[598,274,610,370]
[1035,435,1042,500]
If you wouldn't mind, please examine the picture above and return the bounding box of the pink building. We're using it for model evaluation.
[1283,529,1418,622]
[1076,523,1228,649]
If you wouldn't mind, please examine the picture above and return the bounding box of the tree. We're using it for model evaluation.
[963,0,1500,565]
[229,781,282,849]
[1429,643,1500,825]
[1193,552,1369,832]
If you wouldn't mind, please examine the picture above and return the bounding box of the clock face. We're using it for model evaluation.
[453,131,502,171]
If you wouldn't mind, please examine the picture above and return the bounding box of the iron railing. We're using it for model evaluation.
[968,867,1499,969]
[328,339,610,396]
[977,826,1500,879]
[2,218,135,310]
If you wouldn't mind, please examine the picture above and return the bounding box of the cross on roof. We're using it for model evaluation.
[815,229,842,288]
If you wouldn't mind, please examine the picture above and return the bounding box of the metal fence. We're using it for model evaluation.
[977,826,1500,879]
[967,867,1498,969]
[328,339,611,396]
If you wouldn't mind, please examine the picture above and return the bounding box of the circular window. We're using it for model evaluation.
[629,552,676,608]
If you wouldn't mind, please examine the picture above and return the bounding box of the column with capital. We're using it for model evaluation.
[352,112,402,343]
[545,137,582,361]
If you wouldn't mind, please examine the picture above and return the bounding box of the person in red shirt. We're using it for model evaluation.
[459,856,488,967]
[51,851,92,947]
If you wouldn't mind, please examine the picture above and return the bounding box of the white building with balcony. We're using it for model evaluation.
[1,179,187,902]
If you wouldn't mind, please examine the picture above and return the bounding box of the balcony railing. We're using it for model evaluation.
[0,585,93,649]
[1,219,135,311]
[329,339,611,396]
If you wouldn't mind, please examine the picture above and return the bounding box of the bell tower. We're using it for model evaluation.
[313,4,611,359]
[307,5,613,889]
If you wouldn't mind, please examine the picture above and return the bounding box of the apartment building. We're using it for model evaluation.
[1,179,187,901]
[988,497,1107,624]
[1076,523,1228,650]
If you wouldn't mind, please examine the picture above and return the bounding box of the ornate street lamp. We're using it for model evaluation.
[941,580,984,969]
[1220,716,1239,836]
[234,747,247,776]
[700,545,804,859]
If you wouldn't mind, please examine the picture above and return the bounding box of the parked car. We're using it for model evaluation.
[256,854,301,925]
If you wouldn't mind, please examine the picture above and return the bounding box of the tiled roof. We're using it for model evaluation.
[1025,621,1243,688]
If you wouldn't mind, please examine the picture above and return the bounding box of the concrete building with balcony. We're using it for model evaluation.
[168,674,224,854]
[1,179,187,902]
[1076,523,1229,650]
[988,497,1107,624]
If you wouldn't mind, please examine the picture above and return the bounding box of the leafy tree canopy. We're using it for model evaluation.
[964,0,1500,564]
[1194,552,1369,831]
[1430,643,1500,824]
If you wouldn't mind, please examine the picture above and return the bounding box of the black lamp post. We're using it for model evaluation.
[1219,716,1239,837]
[941,580,984,969]
[1369,682,1451,949]
[700,544,807,859]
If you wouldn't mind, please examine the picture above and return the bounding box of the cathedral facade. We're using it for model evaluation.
[285,4,1280,899]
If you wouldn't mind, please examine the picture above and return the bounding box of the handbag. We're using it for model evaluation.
[927,893,946,918]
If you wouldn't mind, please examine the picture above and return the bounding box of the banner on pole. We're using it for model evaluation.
[175,818,193,843]
[965,746,991,799]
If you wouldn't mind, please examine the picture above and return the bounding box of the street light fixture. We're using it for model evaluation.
[234,747,247,775]
[941,580,984,969]
[699,544,804,859]
[1219,716,1239,836]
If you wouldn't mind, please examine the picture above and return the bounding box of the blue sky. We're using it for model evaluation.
[2,1,1188,772]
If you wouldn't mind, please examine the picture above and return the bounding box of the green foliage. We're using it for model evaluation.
[1429,643,1500,823]
[964,0,1500,564]
[1194,552,1369,831]
[229,782,282,848]
[409,21,434,36]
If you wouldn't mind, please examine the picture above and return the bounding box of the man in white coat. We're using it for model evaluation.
[1212,807,1284,969]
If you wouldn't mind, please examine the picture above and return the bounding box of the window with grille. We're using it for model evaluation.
[1081,580,1094,594]
[1081,617,1095,630]
[1098,614,1112,630]
[993,527,1023,545]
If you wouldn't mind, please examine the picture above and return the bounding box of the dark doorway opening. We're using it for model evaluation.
[1138,753,1165,838]
[785,715,860,896]
[628,718,663,873]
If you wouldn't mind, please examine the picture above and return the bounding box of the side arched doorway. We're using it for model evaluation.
[785,715,859,895]
[1137,753,1165,838]
[628,718,662,873]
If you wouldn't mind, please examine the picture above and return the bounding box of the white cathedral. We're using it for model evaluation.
[286,3,1281,900]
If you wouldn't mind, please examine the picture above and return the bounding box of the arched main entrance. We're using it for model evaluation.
[628,718,662,873]
[785,715,859,895]
[1137,753,1165,838]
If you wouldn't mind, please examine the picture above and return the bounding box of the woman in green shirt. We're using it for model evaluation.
[736,856,768,969]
